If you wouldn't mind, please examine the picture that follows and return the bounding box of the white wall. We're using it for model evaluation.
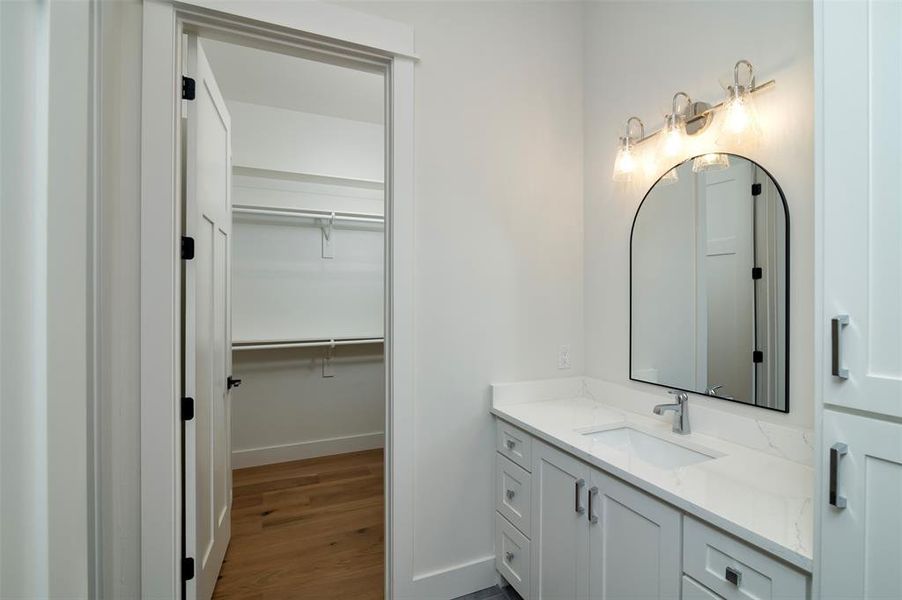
[342,1,586,592]
[583,0,814,428]
[228,100,384,181]
[1,0,94,596]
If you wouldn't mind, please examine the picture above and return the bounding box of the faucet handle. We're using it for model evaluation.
[668,390,688,402]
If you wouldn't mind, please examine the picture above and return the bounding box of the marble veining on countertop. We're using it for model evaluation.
[491,389,814,573]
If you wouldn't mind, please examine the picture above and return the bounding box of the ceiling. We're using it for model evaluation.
[201,38,384,124]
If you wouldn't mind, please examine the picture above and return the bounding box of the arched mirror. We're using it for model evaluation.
[630,154,789,412]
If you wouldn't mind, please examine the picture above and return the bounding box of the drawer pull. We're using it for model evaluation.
[725,566,742,586]
[505,439,516,450]
[829,442,848,509]
[588,486,599,524]
[575,478,586,514]
[505,551,515,563]
[506,489,516,501]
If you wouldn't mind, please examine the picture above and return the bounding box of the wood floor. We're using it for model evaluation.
[212,449,384,600]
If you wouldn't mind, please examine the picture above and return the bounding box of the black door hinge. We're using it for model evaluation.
[752,267,763,280]
[181,397,195,421]
[753,350,764,364]
[182,76,196,101]
[181,236,195,260]
[751,182,762,196]
[182,557,195,581]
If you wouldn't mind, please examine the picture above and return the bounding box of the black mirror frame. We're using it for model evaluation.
[628,153,791,413]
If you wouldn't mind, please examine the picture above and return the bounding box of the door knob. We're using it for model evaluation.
[227,376,242,390]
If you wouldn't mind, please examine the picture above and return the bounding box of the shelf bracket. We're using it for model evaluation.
[322,339,335,378]
[321,212,335,259]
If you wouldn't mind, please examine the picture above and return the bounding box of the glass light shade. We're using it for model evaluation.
[662,115,686,157]
[692,153,730,173]
[659,166,679,185]
[716,86,762,147]
[612,138,637,182]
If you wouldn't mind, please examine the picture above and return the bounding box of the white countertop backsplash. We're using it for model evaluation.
[490,376,814,572]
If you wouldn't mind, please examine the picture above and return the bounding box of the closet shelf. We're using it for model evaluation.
[233,204,384,225]
[232,337,384,351]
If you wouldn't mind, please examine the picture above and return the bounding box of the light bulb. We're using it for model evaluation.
[612,138,637,182]
[662,113,686,157]
[723,96,750,134]
[692,153,730,173]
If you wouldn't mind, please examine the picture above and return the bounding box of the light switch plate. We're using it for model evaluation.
[558,345,571,370]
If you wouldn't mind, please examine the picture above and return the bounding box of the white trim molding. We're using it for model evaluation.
[231,432,385,470]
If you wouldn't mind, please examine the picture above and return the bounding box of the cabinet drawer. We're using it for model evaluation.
[496,512,531,600]
[496,453,531,537]
[497,420,532,471]
[683,517,808,600]
[682,575,724,599]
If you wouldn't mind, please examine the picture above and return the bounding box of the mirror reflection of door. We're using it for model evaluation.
[697,162,754,403]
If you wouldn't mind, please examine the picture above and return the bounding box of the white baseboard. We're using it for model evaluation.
[231,431,384,469]
[402,555,497,600]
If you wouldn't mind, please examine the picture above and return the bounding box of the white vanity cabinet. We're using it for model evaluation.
[587,468,681,599]
[493,419,811,600]
[530,440,590,600]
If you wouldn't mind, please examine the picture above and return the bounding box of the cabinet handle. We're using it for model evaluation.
[505,439,516,450]
[588,486,599,524]
[574,478,586,514]
[831,314,850,379]
[725,566,742,586]
[829,442,848,509]
[506,489,516,501]
[505,551,514,563]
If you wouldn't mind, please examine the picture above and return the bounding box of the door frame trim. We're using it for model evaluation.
[139,2,415,597]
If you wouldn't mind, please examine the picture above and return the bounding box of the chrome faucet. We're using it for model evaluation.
[653,391,691,435]
[705,384,724,396]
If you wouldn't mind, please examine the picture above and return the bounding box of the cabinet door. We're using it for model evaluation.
[819,410,902,599]
[587,470,681,600]
[821,0,902,418]
[531,441,591,600]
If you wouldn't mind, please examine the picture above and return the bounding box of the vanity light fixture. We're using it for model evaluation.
[611,59,774,183]
[612,116,645,182]
[717,60,762,147]
[692,153,730,173]
[662,92,691,157]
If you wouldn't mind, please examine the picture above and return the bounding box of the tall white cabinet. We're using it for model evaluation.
[816,1,902,597]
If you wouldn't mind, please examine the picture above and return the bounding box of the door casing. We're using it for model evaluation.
[139,2,416,598]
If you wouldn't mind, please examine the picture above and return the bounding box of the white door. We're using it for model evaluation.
[820,410,902,599]
[530,441,590,600]
[184,35,233,600]
[821,0,902,419]
[698,161,755,403]
[587,469,681,600]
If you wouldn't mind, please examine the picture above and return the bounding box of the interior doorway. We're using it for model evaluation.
[181,29,388,600]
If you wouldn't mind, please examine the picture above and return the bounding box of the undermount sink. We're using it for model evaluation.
[582,426,718,469]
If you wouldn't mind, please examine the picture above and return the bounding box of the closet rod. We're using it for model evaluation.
[232,337,384,351]
[232,205,384,224]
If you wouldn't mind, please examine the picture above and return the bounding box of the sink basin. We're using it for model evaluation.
[582,427,717,469]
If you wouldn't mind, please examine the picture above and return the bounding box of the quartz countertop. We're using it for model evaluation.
[491,395,814,573]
